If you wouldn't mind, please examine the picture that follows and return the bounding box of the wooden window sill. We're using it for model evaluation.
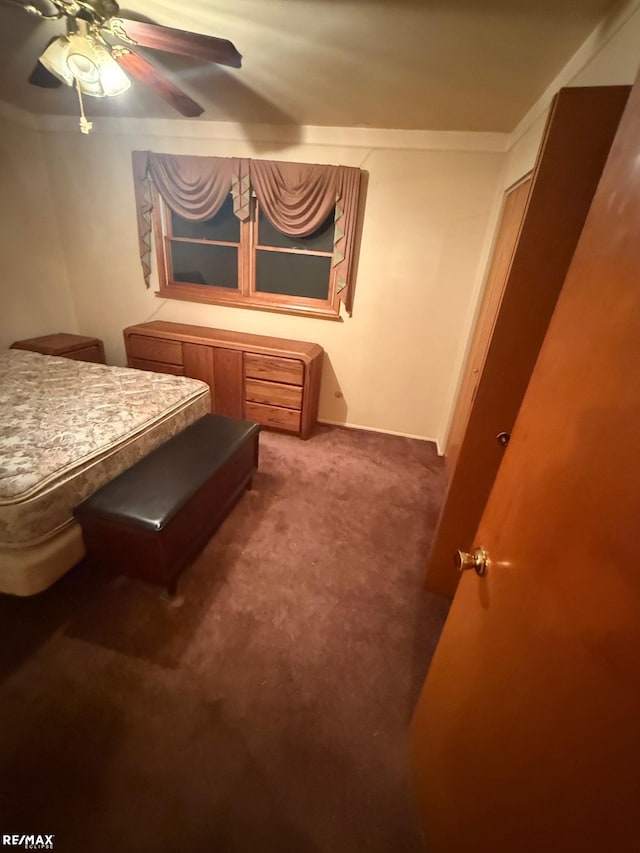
[155,287,344,322]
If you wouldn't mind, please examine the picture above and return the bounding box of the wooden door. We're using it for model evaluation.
[425,86,630,598]
[411,74,640,852]
[444,175,531,474]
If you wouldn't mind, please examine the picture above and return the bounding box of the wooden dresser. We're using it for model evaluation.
[123,321,324,438]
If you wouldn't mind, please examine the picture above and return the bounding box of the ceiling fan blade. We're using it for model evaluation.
[114,49,205,118]
[28,60,63,88]
[117,18,242,68]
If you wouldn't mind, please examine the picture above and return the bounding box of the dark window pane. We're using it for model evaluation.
[255,250,331,299]
[170,195,239,243]
[170,241,238,288]
[257,207,335,252]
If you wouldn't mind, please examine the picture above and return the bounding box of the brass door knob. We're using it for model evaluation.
[455,547,489,576]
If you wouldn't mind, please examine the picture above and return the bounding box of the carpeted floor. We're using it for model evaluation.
[0,425,449,853]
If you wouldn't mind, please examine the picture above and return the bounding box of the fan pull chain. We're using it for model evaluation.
[75,79,93,135]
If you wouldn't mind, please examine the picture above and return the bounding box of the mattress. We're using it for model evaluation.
[0,349,210,553]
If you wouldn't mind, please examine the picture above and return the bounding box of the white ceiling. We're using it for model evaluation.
[0,0,621,132]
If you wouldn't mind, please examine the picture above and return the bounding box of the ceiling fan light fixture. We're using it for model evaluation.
[27,1,234,127]
[40,33,130,97]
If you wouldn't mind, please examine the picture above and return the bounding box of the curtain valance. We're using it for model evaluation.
[249,160,340,237]
[148,153,248,221]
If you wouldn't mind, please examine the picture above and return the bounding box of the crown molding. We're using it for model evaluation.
[0,99,508,153]
[33,112,509,152]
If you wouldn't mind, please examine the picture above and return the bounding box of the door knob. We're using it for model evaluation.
[455,547,489,576]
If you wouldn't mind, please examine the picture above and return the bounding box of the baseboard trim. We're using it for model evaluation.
[318,418,442,454]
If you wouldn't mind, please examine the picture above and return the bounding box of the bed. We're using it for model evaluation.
[0,348,211,596]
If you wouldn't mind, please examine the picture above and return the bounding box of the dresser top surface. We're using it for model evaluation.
[124,321,323,361]
[11,333,102,354]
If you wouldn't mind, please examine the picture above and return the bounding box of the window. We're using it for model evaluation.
[154,191,349,319]
[134,153,361,319]
[254,202,335,302]
[169,194,240,288]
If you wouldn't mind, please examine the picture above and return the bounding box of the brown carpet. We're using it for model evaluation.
[0,425,449,853]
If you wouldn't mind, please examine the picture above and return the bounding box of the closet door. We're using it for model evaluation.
[445,174,532,475]
[425,85,630,598]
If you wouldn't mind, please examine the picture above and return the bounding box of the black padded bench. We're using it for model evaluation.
[74,414,260,593]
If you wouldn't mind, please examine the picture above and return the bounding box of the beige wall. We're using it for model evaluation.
[0,113,76,349]
[37,126,503,445]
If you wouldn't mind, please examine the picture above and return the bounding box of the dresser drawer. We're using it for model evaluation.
[127,335,183,366]
[244,353,304,386]
[245,378,302,410]
[245,401,301,432]
[129,357,185,376]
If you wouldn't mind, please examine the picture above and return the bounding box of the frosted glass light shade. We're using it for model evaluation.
[40,34,131,97]
[40,36,74,87]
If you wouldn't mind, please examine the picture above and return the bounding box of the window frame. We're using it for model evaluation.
[153,188,344,320]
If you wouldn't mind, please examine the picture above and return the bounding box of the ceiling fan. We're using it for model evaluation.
[6,0,241,131]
